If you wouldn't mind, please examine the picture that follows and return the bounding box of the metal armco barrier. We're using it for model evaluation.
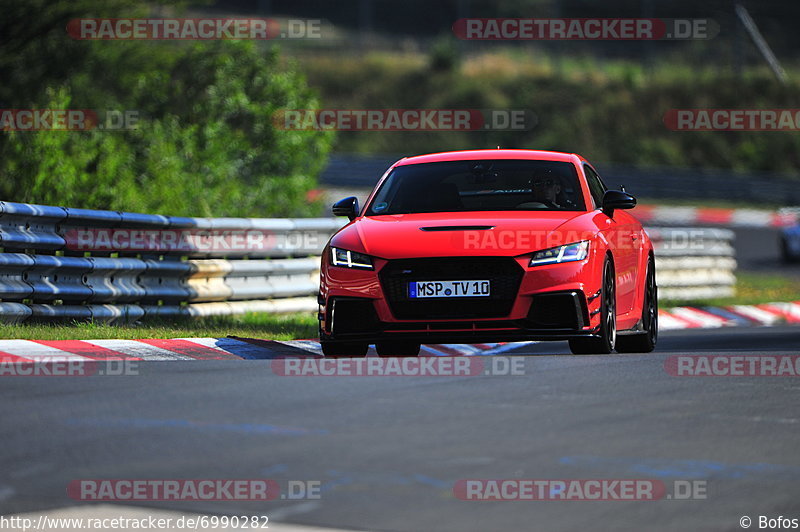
[0,200,345,324]
[646,227,736,300]
[0,200,736,324]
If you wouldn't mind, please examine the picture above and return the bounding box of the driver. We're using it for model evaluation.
[530,172,563,209]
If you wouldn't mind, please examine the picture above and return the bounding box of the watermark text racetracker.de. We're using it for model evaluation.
[64,228,325,254]
[67,18,322,40]
[67,479,321,501]
[0,360,138,377]
[0,109,139,131]
[271,356,525,377]
[450,228,720,253]
[453,18,718,40]
[453,479,707,500]
[274,109,536,131]
[666,355,800,377]
[665,109,800,131]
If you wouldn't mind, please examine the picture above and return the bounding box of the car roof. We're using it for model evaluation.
[393,149,587,167]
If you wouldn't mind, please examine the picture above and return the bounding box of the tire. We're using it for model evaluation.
[321,341,369,358]
[616,256,658,353]
[569,257,616,355]
[376,341,421,357]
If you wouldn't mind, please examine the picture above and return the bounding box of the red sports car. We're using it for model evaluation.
[319,149,658,357]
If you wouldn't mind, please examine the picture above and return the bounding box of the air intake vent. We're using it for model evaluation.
[419,225,495,231]
[379,257,522,319]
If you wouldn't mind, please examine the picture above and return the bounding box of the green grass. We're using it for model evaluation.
[662,272,800,308]
[0,312,319,341]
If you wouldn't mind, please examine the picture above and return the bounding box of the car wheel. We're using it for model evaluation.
[569,257,616,355]
[616,256,658,353]
[376,342,421,357]
[321,341,369,358]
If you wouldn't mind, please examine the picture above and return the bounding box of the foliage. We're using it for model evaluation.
[301,50,800,176]
[0,0,334,217]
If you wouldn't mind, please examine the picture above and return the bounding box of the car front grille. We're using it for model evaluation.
[379,257,523,320]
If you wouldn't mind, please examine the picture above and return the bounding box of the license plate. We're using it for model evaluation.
[408,280,490,298]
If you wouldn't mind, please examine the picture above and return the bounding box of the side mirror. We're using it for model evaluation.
[602,190,636,216]
[332,196,359,221]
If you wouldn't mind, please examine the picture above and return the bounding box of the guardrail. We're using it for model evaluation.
[0,200,736,324]
[0,200,345,324]
[647,227,736,300]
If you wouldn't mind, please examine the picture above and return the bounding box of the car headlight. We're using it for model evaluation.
[330,247,374,270]
[530,241,589,267]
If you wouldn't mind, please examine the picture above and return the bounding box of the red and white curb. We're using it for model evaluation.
[0,337,525,362]
[658,301,800,330]
[636,205,799,228]
[0,302,797,361]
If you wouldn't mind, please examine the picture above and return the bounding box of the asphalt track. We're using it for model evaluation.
[2,326,800,531]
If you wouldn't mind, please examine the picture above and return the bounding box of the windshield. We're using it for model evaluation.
[366,160,586,215]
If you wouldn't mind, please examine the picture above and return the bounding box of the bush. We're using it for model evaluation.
[0,0,334,217]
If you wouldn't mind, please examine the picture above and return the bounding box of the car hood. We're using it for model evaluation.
[330,211,596,259]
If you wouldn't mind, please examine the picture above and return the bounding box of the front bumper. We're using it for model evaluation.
[319,289,600,344]
[321,327,600,345]
[319,254,604,344]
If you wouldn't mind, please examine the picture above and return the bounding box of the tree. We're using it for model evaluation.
[0,0,333,217]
